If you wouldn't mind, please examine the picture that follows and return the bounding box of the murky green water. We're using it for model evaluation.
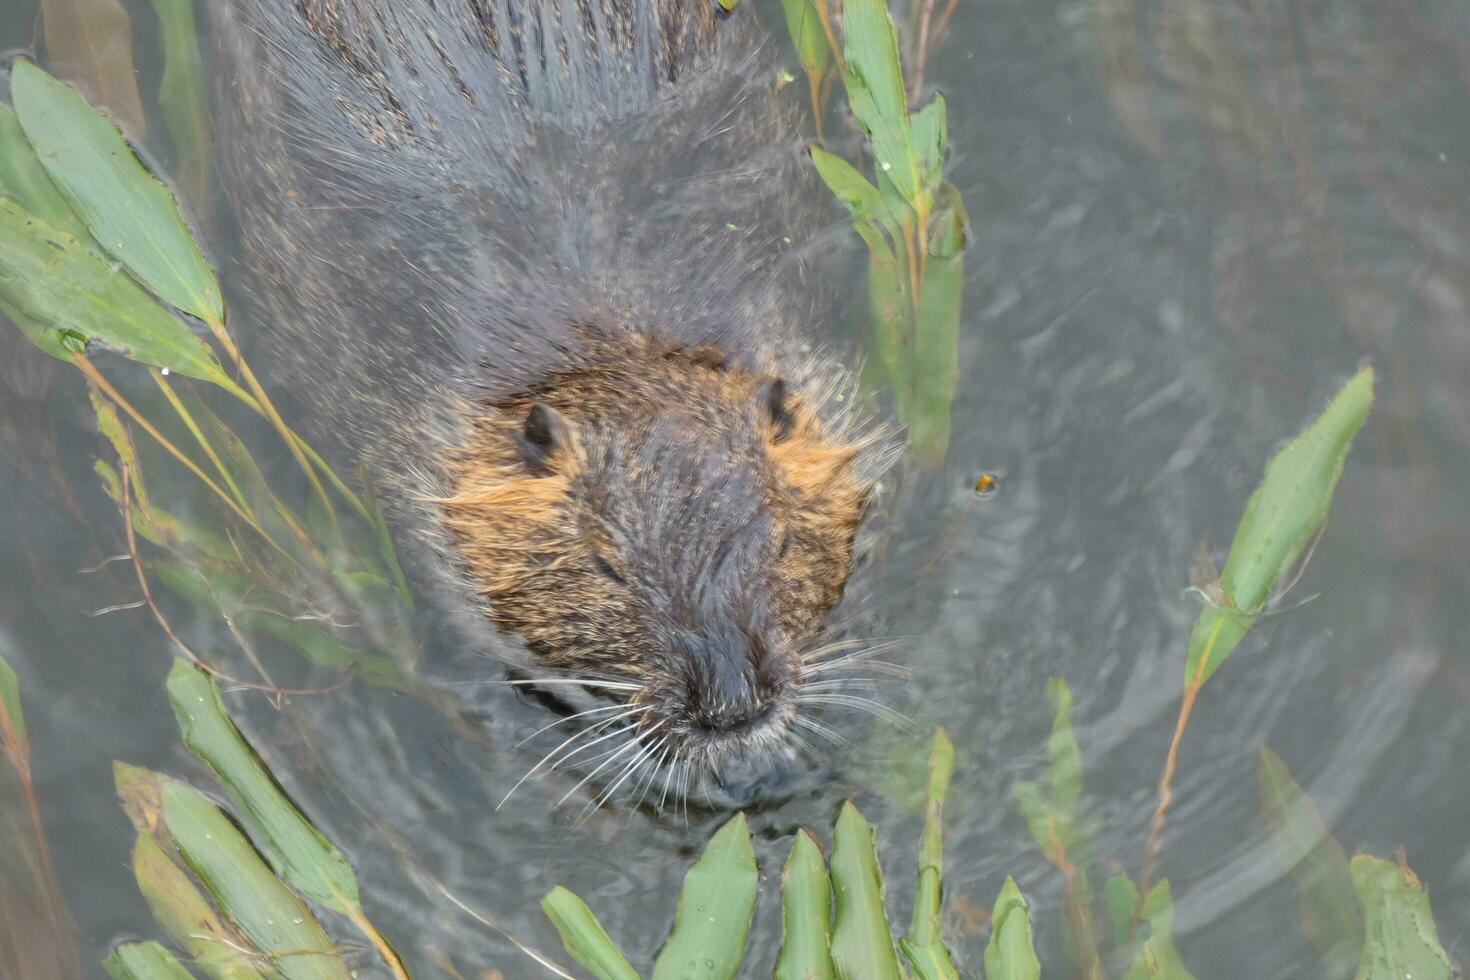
[3,0,1469,975]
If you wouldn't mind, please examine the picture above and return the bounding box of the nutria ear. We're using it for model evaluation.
[764,378,795,442]
[515,403,570,474]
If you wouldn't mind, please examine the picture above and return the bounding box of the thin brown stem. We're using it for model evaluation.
[1046,822,1104,980]
[342,905,412,980]
[813,0,846,74]
[910,0,939,104]
[153,370,247,511]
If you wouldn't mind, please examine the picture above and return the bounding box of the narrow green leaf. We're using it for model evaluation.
[1350,854,1451,980]
[984,877,1040,980]
[1122,881,1195,980]
[909,191,965,464]
[11,60,223,322]
[830,802,901,980]
[1256,748,1362,978]
[0,198,232,384]
[1104,873,1140,950]
[132,832,267,980]
[103,941,195,980]
[1046,678,1082,818]
[114,763,349,980]
[909,96,947,192]
[653,813,758,980]
[540,886,641,980]
[165,661,362,912]
[1186,366,1374,689]
[811,148,885,223]
[0,102,83,229]
[780,0,830,80]
[841,0,918,204]
[0,650,26,750]
[150,0,214,215]
[900,730,957,979]
[776,829,834,980]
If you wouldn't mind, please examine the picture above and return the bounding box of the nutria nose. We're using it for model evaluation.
[678,628,788,734]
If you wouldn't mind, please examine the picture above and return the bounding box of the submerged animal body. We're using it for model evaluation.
[215,0,889,802]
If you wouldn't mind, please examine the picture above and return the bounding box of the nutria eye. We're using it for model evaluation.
[593,552,626,584]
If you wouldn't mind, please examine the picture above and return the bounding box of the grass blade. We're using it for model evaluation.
[652,813,758,980]
[103,941,195,980]
[1185,366,1375,689]
[540,886,640,980]
[1256,748,1362,978]
[115,762,350,980]
[829,802,901,980]
[11,60,222,323]
[132,832,267,980]
[900,729,958,979]
[776,829,834,980]
[984,877,1040,980]
[0,198,232,385]
[165,661,359,911]
[1350,854,1451,980]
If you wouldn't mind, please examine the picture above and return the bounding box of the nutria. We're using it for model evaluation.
[214,0,890,803]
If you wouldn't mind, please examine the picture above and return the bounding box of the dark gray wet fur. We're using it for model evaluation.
[211,0,882,674]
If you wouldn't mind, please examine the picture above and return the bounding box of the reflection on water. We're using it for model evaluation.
[2,0,1470,975]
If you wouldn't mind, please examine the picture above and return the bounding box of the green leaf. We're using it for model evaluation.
[900,730,957,979]
[909,96,947,193]
[1350,854,1451,980]
[0,102,84,230]
[1012,678,1086,858]
[132,832,268,980]
[0,649,26,751]
[908,189,965,464]
[103,941,196,980]
[1104,873,1140,950]
[840,0,918,205]
[1122,881,1195,980]
[984,877,1040,980]
[1185,366,1374,689]
[780,0,830,80]
[540,886,641,980]
[150,0,215,215]
[114,763,349,980]
[11,60,223,322]
[653,813,759,980]
[811,148,886,224]
[777,829,834,980]
[165,661,362,913]
[1256,749,1362,978]
[39,0,148,137]
[0,198,233,385]
[829,802,901,980]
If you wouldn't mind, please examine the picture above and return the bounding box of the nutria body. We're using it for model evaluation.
[215,0,887,801]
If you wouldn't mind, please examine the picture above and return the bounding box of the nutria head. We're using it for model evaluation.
[438,327,874,805]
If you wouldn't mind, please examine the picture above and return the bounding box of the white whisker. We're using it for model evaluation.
[496,710,641,810]
[515,703,630,748]
[798,694,911,728]
[558,723,662,807]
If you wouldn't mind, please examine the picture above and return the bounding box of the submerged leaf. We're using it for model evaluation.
[653,813,758,980]
[0,198,230,383]
[984,877,1040,980]
[0,103,83,230]
[1256,749,1362,978]
[165,661,361,912]
[541,887,640,980]
[1350,854,1451,980]
[11,60,222,322]
[1122,881,1195,980]
[1185,367,1374,689]
[777,829,835,980]
[39,0,147,137]
[0,650,26,751]
[830,802,901,980]
[150,0,215,212]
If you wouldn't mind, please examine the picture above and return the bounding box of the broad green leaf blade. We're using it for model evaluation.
[811,147,885,223]
[540,886,640,980]
[829,802,901,980]
[113,764,350,980]
[779,0,830,80]
[1350,855,1451,980]
[1187,366,1375,689]
[0,103,83,229]
[165,661,361,912]
[0,650,26,750]
[11,60,222,322]
[150,0,214,211]
[776,829,834,980]
[103,941,195,980]
[0,198,231,382]
[1121,881,1195,980]
[132,832,267,980]
[984,877,1040,980]
[1256,749,1362,978]
[840,0,917,204]
[652,813,758,980]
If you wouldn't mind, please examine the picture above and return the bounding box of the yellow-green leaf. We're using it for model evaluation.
[984,877,1040,980]
[652,813,758,980]
[1350,854,1451,980]
[103,941,194,980]
[900,730,958,979]
[0,650,26,751]
[11,60,222,322]
[777,829,834,980]
[541,886,640,980]
[830,802,901,980]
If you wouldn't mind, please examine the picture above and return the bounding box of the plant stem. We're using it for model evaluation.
[1045,822,1104,980]
[344,905,412,980]
[153,370,248,512]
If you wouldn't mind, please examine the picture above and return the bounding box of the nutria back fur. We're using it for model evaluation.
[214,0,888,800]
